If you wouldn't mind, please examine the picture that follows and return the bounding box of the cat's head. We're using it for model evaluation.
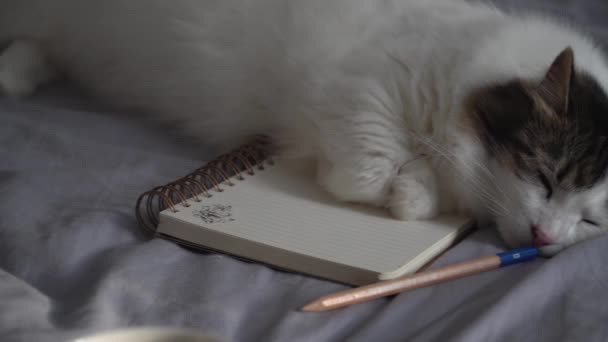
[466,47,608,255]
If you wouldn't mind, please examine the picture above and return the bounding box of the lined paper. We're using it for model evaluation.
[160,159,471,278]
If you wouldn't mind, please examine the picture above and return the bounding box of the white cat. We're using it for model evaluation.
[2,0,608,256]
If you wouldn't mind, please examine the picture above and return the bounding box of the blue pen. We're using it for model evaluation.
[303,246,539,311]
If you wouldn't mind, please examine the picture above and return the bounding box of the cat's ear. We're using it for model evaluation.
[537,47,575,114]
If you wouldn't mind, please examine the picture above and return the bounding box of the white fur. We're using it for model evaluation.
[2,0,608,254]
[0,40,56,98]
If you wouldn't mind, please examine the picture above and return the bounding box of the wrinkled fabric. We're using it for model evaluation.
[2,1,608,341]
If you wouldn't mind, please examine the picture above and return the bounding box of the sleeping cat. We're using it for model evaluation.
[2,0,608,256]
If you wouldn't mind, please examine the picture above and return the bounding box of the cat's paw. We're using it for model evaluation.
[388,158,439,221]
[0,40,55,98]
[316,157,394,207]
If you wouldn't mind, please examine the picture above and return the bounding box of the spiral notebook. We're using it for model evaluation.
[136,138,473,285]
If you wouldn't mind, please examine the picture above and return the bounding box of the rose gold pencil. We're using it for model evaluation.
[301,247,538,312]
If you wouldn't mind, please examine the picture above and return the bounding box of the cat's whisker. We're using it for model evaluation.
[402,131,511,216]
[401,131,500,191]
[415,158,501,212]
[437,127,513,203]
[403,128,520,217]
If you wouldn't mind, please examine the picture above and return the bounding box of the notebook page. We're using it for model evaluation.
[161,160,470,275]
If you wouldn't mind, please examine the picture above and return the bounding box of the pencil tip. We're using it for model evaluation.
[301,301,325,312]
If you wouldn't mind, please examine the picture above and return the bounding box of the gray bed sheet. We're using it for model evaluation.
[2,1,608,341]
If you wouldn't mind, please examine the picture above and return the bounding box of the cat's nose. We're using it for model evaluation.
[531,225,553,246]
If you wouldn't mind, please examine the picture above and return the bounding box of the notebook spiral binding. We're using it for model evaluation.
[135,136,274,235]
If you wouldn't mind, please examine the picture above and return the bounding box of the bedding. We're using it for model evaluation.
[2,1,608,341]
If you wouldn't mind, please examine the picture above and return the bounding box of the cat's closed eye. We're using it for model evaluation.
[538,171,553,199]
[582,219,599,226]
